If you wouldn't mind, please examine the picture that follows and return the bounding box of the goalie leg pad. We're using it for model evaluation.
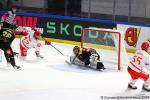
[70,56,85,66]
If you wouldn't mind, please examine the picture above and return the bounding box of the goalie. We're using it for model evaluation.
[69,46,105,71]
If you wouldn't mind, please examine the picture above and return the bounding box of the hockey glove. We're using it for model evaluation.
[45,41,51,45]
[97,62,105,71]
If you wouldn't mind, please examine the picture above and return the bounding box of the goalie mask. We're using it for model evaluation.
[73,46,80,56]
[91,49,96,54]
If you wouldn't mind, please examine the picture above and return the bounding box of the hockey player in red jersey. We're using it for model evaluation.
[69,46,105,71]
[128,42,150,92]
[20,27,49,60]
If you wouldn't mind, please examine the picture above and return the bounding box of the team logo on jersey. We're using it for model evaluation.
[125,27,141,47]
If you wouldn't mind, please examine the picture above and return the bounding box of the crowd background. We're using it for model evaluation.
[0,0,150,24]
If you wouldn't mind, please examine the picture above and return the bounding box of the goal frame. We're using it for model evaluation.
[81,28,122,70]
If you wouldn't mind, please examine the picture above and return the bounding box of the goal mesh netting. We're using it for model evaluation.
[81,28,129,71]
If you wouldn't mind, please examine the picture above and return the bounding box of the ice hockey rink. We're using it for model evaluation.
[0,39,149,100]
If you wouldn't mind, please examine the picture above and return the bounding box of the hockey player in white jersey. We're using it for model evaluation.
[19,27,50,60]
[69,46,105,71]
[128,41,150,92]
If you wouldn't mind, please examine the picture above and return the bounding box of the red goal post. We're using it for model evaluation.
[81,28,129,70]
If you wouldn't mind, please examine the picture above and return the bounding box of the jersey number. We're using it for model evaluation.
[133,55,142,65]
[23,37,29,44]
[2,31,12,39]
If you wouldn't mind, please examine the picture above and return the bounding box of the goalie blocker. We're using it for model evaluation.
[70,46,105,71]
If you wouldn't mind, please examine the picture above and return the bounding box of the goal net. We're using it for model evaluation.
[81,28,129,71]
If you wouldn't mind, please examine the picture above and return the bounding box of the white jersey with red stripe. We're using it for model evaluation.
[20,30,40,50]
[129,50,150,72]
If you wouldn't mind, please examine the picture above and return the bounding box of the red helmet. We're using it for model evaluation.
[141,42,149,51]
[34,31,41,38]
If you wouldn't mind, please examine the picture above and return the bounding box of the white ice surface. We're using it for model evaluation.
[0,39,149,100]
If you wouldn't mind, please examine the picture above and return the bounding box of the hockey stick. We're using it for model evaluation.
[42,37,73,64]
[42,37,66,56]
[67,55,77,65]
[50,43,65,56]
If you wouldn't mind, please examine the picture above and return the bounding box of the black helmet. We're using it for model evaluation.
[11,5,17,9]
[73,46,80,55]
[11,6,17,13]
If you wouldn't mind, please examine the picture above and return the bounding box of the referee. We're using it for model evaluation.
[0,6,18,29]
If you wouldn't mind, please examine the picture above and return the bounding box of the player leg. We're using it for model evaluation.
[140,72,150,92]
[4,46,21,70]
[127,67,139,89]
[20,43,27,60]
[34,42,44,59]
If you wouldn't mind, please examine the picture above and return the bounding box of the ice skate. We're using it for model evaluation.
[128,83,137,89]
[13,65,21,70]
[36,54,44,59]
[35,51,44,59]
[142,85,150,92]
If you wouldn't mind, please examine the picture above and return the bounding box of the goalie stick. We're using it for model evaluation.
[50,42,74,64]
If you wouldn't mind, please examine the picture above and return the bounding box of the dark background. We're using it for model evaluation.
[1,0,150,24]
